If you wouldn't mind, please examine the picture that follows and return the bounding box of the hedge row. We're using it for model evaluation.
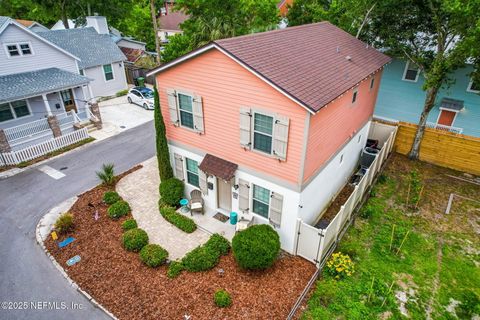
[160,206,197,233]
[167,233,230,278]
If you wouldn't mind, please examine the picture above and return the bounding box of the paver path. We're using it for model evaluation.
[116,157,210,260]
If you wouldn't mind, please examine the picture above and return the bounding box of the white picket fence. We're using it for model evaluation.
[0,128,90,166]
[295,124,398,266]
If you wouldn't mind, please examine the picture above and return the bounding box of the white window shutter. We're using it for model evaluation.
[240,107,252,148]
[174,153,184,180]
[167,89,179,125]
[238,178,250,211]
[199,170,208,195]
[192,94,204,134]
[269,192,283,227]
[273,114,289,161]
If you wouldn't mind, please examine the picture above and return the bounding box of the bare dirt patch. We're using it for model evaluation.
[45,169,315,320]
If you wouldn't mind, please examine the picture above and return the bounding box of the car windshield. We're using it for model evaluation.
[139,88,153,98]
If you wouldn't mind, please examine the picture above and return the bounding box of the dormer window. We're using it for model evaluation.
[402,61,420,82]
[5,43,33,57]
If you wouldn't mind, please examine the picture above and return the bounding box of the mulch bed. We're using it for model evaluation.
[45,168,316,320]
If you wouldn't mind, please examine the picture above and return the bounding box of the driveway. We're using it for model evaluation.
[0,121,155,319]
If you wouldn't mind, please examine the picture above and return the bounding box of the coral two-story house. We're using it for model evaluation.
[148,22,390,252]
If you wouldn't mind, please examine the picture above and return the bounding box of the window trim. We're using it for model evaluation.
[4,42,34,58]
[467,78,480,93]
[102,64,115,82]
[251,183,271,219]
[176,91,195,130]
[402,61,420,82]
[0,99,33,124]
[185,157,200,187]
[251,110,275,156]
[351,86,359,104]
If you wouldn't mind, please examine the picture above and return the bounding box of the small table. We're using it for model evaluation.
[179,198,189,213]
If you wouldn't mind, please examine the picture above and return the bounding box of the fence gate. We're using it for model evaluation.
[295,221,324,266]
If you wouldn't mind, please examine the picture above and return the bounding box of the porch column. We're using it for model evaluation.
[42,93,52,116]
[0,129,11,153]
[87,84,94,101]
[47,115,62,138]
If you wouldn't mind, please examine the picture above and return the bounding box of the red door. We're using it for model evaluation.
[437,110,456,126]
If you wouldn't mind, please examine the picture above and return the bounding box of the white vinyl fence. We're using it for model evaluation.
[295,124,398,266]
[0,128,90,166]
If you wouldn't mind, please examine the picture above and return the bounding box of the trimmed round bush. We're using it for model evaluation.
[55,212,74,234]
[232,224,280,270]
[205,233,230,256]
[140,244,169,268]
[122,219,137,231]
[122,228,148,252]
[214,289,232,308]
[182,246,219,272]
[159,178,184,207]
[108,200,130,219]
[103,191,121,205]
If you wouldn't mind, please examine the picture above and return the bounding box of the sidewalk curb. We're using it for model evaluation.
[35,197,118,320]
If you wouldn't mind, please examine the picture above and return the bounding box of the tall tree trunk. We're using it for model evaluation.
[61,0,69,29]
[408,86,439,160]
[150,0,162,64]
[356,3,376,39]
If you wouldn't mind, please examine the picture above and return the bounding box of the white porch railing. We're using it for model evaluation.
[426,122,463,134]
[295,124,398,266]
[0,128,90,166]
[4,118,51,143]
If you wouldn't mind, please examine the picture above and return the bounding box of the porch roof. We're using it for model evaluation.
[0,68,91,104]
[440,97,464,112]
[199,154,238,181]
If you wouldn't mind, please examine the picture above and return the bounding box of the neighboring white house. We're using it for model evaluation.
[38,16,127,98]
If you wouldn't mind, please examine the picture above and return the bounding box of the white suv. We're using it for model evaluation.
[127,87,154,110]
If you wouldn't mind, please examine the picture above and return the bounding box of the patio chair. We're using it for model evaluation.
[235,212,254,232]
[190,189,204,215]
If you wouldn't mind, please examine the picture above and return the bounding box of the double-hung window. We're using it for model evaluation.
[178,93,194,129]
[103,64,114,81]
[0,100,30,122]
[402,61,420,82]
[6,44,19,57]
[19,43,31,55]
[253,113,274,154]
[252,184,270,218]
[185,158,199,187]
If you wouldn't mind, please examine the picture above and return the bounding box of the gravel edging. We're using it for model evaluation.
[35,197,118,320]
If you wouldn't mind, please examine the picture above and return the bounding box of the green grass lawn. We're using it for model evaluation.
[302,154,480,320]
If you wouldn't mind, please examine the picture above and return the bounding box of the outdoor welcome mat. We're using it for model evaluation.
[213,212,229,223]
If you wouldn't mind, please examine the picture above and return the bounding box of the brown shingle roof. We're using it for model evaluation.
[159,11,188,31]
[199,154,238,181]
[215,22,391,112]
[16,19,34,27]
[120,47,144,63]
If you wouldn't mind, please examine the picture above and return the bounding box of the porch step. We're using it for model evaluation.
[84,123,97,133]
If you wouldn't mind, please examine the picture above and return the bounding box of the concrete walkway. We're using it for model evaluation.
[116,157,210,261]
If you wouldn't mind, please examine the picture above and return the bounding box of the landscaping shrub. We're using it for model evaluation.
[140,244,169,268]
[325,252,354,280]
[103,191,121,205]
[122,219,137,231]
[159,178,184,206]
[167,261,185,279]
[122,228,148,252]
[55,212,74,234]
[205,233,230,256]
[232,224,280,270]
[108,200,131,219]
[96,163,116,186]
[116,89,128,97]
[160,206,196,233]
[214,289,232,308]
[182,246,218,272]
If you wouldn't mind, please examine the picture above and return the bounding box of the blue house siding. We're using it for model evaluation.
[375,59,480,137]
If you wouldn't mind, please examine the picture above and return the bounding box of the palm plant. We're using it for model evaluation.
[96,163,116,186]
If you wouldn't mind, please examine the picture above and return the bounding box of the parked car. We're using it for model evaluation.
[127,87,154,110]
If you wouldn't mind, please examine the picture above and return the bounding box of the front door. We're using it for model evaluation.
[437,110,456,126]
[60,89,77,113]
[217,178,232,212]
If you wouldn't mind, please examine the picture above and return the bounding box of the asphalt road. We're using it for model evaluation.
[0,121,155,320]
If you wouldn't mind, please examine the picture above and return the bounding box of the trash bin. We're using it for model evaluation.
[230,212,238,225]
[137,77,145,87]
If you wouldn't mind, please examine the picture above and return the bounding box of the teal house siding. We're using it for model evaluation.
[375,58,480,137]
